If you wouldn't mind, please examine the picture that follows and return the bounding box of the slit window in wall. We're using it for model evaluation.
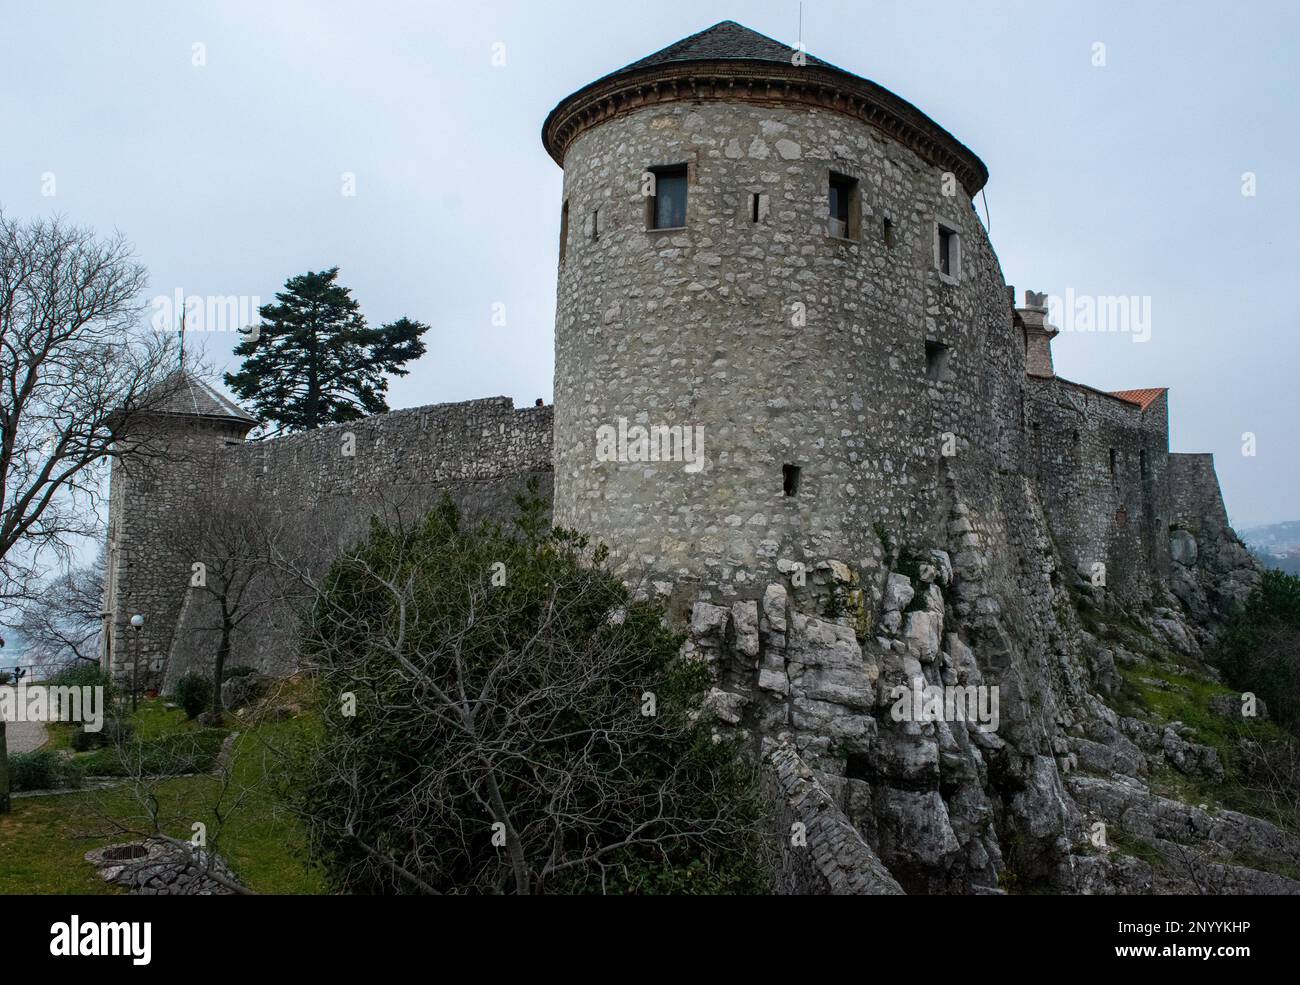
[783,463,801,497]
[925,340,950,381]
[647,164,687,229]
[1109,448,1118,476]
[1140,449,1148,479]
[751,193,760,222]
[749,191,769,223]
[559,200,569,262]
[935,222,961,280]
[828,172,859,239]
[591,206,601,241]
[883,215,895,248]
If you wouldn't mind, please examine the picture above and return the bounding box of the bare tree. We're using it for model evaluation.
[13,548,105,672]
[83,726,257,894]
[167,481,291,720]
[0,210,177,605]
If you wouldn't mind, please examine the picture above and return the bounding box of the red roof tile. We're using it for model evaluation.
[1108,387,1167,411]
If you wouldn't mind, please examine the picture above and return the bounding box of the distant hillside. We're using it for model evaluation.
[1241,520,1300,575]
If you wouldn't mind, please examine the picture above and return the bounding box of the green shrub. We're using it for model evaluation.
[172,672,213,720]
[43,663,116,724]
[103,714,134,748]
[1211,570,1300,734]
[290,484,772,895]
[44,662,113,692]
[78,728,226,777]
[9,750,83,791]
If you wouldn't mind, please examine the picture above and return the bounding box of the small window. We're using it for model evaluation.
[1140,449,1148,479]
[559,200,569,262]
[783,463,801,497]
[882,216,895,248]
[648,164,687,229]
[751,193,760,222]
[925,340,950,381]
[828,172,858,239]
[591,206,601,241]
[936,223,960,280]
[1109,448,1118,476]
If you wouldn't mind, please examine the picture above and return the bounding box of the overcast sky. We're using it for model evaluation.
[2,0,1295,529]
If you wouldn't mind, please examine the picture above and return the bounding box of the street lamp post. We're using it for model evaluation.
[129,613,144,712]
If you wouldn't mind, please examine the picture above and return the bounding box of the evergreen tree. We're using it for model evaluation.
[224,267,428,433]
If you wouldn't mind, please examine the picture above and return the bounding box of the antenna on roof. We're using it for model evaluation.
[798,2,803,47]
[178,306,186,371]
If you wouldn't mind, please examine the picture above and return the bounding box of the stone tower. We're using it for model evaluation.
[101,372,257,686]
[543,21,1023,597]
[1015,289,1058,378]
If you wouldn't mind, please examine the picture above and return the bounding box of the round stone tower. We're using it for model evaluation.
[543,21,1024,596]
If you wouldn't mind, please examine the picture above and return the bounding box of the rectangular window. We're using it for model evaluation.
[751,193,760,222]
[828,172,858,239]
[591,206,601,241]
[882,216,895,248]
[559,200,569,262]
[1109,448,1118,476]
[783,463,801,497]
[925,340,950,381]
[649,165,687,229]
[938,226,955,275]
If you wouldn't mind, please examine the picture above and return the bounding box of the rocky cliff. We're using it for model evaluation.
[680,465,1291,895]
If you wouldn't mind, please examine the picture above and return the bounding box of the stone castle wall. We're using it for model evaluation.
[105,398,553,687]
[1026,380,1172,603]
[1166,452,1259,632]
[1168,452,1230,533]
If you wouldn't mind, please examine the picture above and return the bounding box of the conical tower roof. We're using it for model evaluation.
[149,371,258,427]
[542,20,988,195]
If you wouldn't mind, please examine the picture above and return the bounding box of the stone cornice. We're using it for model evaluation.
[542,60,989,196]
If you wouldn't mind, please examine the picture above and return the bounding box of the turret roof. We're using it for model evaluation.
[151,371,258,424]
[541,20,988,194]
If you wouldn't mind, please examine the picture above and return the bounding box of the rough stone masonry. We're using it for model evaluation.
[103,21,1278,893]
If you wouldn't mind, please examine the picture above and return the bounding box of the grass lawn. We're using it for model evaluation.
[0,699,328,895]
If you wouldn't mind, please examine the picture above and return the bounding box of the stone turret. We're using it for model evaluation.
[100,372,257,687]
[1014,288,1059,378]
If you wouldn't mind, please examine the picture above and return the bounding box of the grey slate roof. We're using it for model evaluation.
[153,372,258,424]
[614,20,836,74]
[542,19,990,195]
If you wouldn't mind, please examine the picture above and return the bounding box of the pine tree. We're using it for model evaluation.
[224,267,429,433]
